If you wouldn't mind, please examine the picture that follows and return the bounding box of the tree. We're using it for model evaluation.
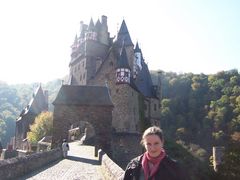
[0,119,6,141]
[216,140,240,179]
[27,112,53,144]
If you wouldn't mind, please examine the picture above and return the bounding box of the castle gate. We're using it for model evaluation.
[51,85,113,155]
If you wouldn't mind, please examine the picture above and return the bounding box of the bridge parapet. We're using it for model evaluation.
[0,148,62,180]
[98,149,124,180]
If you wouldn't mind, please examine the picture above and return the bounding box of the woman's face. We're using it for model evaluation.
[144,134,163,157]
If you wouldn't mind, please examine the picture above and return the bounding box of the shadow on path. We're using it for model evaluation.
[67,155,100,165]
[16,160,62,180]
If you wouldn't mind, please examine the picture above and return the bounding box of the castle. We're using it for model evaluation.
[67,15,161,133]
[51,15,162,166]
[14,15,161,167]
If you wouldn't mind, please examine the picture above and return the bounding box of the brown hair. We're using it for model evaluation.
[140,126,164,145]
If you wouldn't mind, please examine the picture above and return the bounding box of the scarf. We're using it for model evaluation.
[141,149,166,180]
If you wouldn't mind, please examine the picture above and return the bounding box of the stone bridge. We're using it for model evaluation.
[0,141,124,180]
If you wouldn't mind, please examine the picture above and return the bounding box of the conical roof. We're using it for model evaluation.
[134,42,141,53]
[88,18,95,31]
[116,20,133,47]
[116,47,131,69]
[134,62,156,98]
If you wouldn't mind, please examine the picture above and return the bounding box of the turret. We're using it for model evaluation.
[133,42,142,79]
[116,46,131,84]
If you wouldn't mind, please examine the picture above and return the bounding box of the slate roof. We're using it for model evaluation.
[134,62,157,98]
[116,47,131,69]
[134,42,141,53]
[88,18,95,31]
[53,85,114,106]
[95,19,101,31]
[115,20,133,47]
[17,85,48,121]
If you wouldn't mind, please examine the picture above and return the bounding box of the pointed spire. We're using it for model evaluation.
[116,20,133,47]
[74,34,78,43]
[88,18,95,31]
[71,34,78,48]
[95,19,101,31]
[134,42,141,53]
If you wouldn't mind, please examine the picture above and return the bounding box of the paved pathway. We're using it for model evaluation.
[17,141,105,180]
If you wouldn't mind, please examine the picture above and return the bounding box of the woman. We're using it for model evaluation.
[123,126,188,180]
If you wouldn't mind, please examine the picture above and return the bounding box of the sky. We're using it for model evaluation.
[0,0,240,84]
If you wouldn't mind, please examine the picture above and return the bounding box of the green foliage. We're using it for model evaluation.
[165,138,212,180]
[0,119,6,141]
[152,69,240,179]
[213,141,240,180]
[27,111,53,144]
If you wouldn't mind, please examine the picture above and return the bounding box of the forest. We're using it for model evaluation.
[151,69,240,150]
[151,69,240,179]
[0,69,240,179]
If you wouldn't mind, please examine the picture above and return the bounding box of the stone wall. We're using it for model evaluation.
[89,52,140,133]
[0,148,62,180]
[98,149,124,180]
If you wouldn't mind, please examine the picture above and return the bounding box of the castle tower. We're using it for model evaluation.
[68,17,110,85]
[116,46,131,84]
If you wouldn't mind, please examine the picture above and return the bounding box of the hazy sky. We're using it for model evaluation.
[0,0,239,84]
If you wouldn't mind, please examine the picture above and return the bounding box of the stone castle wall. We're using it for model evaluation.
[70,58,87,85]
[89,51,140,133]
[111,85,139,132]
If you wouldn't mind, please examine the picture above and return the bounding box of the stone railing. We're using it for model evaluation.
[98,149,124,180]
[0,148,62,180]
